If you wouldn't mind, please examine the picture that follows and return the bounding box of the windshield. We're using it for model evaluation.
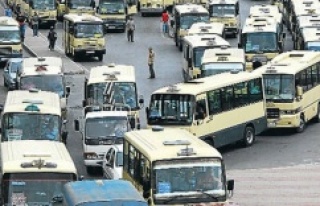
[69,0,92,8]
[20,75,65,97]
[201,62,244,78]
[244,32,278,53]
[154,159,225,202]
[0,29,20,43]
[263,74,295,102]
[99,2,125,14]
[33,0,55,9]
[193,48,206,68]
[307,42,320,51]
[180,14,209,30]
[78,201,148,206]
[2,113,61,141]
[210,4,235,17]
[87,82,138,109]
[10,61,22,73]
[147,94,194,125]
[116,152,123,167]
[3,173,75,205]
[75,24,104,38]
[85,117,128,140]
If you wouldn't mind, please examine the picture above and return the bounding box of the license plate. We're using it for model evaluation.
[86,51,94,54]
[108,26,115,29]
[268,122,276,127]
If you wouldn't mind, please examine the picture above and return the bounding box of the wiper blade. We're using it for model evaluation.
[163,195,184,204]
[197,190,221,201]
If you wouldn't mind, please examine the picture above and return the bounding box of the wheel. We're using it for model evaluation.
[241,126,255,147]
[314,104,320,123]
[175,34,178,46]
[98,54,103,61]
[141,12,146,17]
[296,115,306,133]
[86,166,95,175]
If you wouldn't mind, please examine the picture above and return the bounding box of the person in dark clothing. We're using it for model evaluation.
[47,26,57,51]
[252,60,262,70]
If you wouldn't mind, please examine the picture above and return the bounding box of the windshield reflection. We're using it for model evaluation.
[180,15,209,30]
[0,30,20,43]
[210,4,235,17]
[33,0,55,10]
[244,32,277,53]
[20,75,65,97]
[99,2,125,14]
[263,74,295,101]
[147,94,194,125]
[75,24,104,38]
[201,63,244,77]
[2,114,60,141]
[69,0,91,8]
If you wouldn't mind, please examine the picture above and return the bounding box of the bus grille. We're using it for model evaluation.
[267,108,280,119]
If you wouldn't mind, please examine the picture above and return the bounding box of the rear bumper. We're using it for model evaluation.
[74,49,106,56]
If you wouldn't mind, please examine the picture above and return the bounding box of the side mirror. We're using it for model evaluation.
[227,179,234,191]
[282,32,286,39]
[62,131,68,144]
[82,100,86,107]
[145,107,149,117]
[66,86,71,98]
[74,119,80,131]
[296,86,303,97]
[238,42,242,48]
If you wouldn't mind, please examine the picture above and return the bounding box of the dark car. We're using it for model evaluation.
[3,58,22,90]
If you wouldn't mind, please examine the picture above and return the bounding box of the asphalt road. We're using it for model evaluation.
[1,0,320,204]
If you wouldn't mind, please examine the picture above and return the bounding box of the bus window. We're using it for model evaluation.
[221,86,234,111]
[195,100,207,120]
[207,90,222,115]
[248,78,263,102]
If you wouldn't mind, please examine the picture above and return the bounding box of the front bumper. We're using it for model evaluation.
[140,7,163,13]
[104,21,125,30]
[74,49,106,56]
[267,115,300,128]
[224,26,238,34]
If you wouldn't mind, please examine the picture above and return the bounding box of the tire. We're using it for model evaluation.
[73,53,79,62]
[141,12,146,17]
[175,34,178,46]
[296,115,306,133]
[3,80,7,88]
[242,126,255,147]
[86,166,95,175]
[314,104,320,123]
[98,54,103,61]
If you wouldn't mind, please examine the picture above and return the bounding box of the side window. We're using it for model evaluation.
[300,70,308,91]
[139,155,147,184]
[110,150,115,168]
[128,144,136,177]
[195,99,207,119]
[207,90,222,115]
[221,86,234,111]
[123,140,129,173]
[234,82,248,107]
[248,78,263,103]
[307,67,313,90]
[106,149,113,161]
[311,64,318,86]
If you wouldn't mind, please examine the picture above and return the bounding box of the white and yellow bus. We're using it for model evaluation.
[146,71,267,148]
[293,15,320,49]
[139,0,173,16]
[171,4,209,51]
[63,14,106,61]
[296,27,320,50]
[187,22,225,37]
[254,50,320,132]
[17,57,70,120]
[206,0,240,38]
[0,140,78,205]
[200,47,245,78]
[0,90,68,143]
[182,34,230,82]
[27,0,57,27]
[0,17,22,62]
[238,16,286,71]
[83,64,144,129]
[123,127,235,205]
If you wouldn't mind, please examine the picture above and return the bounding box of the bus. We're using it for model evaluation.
[187,22,225,37]
[0,140,78,205]
[26,0,57,27]
[238,16,286,71]
[0,90,68,143]
[139,0,173,17]
[56,0,66,21]
[63,180,147,206]
[146,71,267,148]
[296,27,320,50]
[171,4,209,51]
[293,15,320,49]
[96,0,126,32]
[16,57,70,120]
[0,17,22,62]
[200,47,245,78]
[74,110,130,174]
[123,127,235,205]
[206,0,240,38]
[63,14,106,61]
[182,34,230,82]
[254,50,320,132]
[65,0,95,15]
[82,64,144,130]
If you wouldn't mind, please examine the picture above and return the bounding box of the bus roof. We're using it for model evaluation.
[152,71,260,96]
[0,16,19,27]
[125,128,222,162]
[3,90,61,116]
[88,64,135,85]
[85,110,128,119]
[187,22,224,36]
[183,34,230,48]
[253,50,320,75]
[242,17,278,33]
[63,180,146,205]
[174,4,209,14]
[22,57,63,76]
[202,47,245,64]
[293,2,320,16]
[1,140,77,174]
[297,15,320,28]
[208,0,238,5]
[249,5,282,23]
[302,27,320,41]
[64,13,103,23]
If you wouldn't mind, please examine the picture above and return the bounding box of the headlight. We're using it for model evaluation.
[280,108,301,115]
[84,153,98,159]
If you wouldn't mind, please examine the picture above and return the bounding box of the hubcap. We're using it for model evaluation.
[246,129,253,144]
[299,118,304,129]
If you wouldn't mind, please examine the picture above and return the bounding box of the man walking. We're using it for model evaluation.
[148,47,155,79]
[16,13,26,42]
[31,12,40,37]
[47,26,57,51]
[161,10,169,34]
[126,17,135,42]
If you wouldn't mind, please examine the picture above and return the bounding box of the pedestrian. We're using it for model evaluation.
[16,14,26,42]
[4,7,12,17]
[161,10,169,34]
[31,12,40,37]
[126,17,135,42]
[47,26,57,51]
[148,47,155,79]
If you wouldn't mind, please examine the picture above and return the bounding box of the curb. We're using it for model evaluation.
[22,43,37,57]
